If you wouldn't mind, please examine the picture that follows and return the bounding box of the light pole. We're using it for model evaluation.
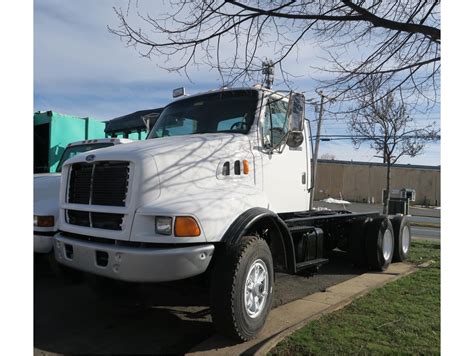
[308,91,333,207]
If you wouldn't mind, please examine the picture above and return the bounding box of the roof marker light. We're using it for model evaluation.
[172,87,186,98]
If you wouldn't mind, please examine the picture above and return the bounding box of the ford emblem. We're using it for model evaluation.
[85,154,95,162]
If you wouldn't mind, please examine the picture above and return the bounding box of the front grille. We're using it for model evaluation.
[67,210,124,230]
[91,212,124,230]
[67,209,89,227]
[68,164,93,204]
[68,161,130,207]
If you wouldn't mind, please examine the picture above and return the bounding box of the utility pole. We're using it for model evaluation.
[262,59,275,89]
[310,91,331,207]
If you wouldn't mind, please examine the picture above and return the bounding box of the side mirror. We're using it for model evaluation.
[286,93,305,148]
[286,131,304,148]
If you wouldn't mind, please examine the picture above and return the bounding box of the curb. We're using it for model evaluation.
[187,262,418,356]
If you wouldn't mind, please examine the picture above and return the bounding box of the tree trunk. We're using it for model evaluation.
[383,160,391,214]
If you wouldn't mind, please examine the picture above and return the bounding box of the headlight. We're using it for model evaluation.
[34,215,55,227]
[155,216,172,235]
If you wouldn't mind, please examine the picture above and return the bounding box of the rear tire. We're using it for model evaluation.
[390,215,411,262]
[210,235,274,341]
[366,217,394,271]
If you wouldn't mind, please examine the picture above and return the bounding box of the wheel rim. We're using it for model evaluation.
[244,259,269,319]
[382,229,393,261]
[402,225,410,254]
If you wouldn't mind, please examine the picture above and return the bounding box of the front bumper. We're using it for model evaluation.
[53,233,214,282]
[34,232,56,253]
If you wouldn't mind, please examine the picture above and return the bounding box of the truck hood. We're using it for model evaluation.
[64,133,252,166]
[34,173,61,216]
[62,132,255,207]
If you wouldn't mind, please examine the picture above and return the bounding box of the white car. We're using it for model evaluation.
[34,138,132,253]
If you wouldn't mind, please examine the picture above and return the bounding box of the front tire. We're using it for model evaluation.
[210,235,274,341]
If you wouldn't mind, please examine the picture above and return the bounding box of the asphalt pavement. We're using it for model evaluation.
[34,203,440,354]
[34,251,365,355]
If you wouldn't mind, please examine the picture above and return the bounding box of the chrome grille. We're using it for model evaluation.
[68,161,130,207]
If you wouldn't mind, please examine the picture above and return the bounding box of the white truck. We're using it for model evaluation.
[34,138,132,254]
[53,86,412,341]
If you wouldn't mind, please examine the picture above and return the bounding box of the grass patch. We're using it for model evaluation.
[271,241,440,355]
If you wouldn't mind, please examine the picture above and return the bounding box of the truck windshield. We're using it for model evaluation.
[148,90,258,139]
[56,143,114,172]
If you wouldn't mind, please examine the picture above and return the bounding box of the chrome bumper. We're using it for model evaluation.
[53,233,214,282]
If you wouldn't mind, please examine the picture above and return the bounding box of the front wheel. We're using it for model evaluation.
[210,236,274,341]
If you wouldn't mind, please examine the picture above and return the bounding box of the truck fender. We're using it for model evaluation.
[221,207,296,274]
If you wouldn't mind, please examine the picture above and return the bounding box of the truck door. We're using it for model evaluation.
[259,95,311,213]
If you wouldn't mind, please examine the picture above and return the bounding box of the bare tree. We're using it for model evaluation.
[348,77,439,213]
[109,1,440,108]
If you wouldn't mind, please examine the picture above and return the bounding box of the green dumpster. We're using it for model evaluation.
[34,111,106,173]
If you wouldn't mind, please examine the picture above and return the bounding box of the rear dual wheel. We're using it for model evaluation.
[366,217,395,271]
[350,217,395,271]
[390,215,412,262]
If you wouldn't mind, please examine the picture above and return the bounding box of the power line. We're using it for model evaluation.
[311,134,441,141]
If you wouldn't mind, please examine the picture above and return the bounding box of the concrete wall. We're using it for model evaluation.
[315,160,441,206]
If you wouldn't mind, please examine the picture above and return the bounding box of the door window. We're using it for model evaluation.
[262,97,289,148]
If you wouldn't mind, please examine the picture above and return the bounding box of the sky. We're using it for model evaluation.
[34,0,440,166]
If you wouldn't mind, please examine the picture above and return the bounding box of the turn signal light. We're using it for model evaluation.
[34,215,55,227]
[243,160,250,175]
[174,216,201,237]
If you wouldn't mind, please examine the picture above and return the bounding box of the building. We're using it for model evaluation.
[315,159,440,206]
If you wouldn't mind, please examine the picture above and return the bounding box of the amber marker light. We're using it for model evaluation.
[243,160,250,175]
[174,216,201,237]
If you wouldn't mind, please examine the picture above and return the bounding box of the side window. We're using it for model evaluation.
[262,97,288,148]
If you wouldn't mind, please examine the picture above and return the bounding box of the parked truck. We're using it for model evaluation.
[34,138,132,254]
[53,86,412,341]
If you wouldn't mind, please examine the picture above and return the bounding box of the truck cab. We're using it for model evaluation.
[53,86,411,341]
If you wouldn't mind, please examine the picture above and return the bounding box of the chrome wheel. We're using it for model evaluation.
[244,259,269,319]
[383,229,393,261]
[402,225,410,254]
